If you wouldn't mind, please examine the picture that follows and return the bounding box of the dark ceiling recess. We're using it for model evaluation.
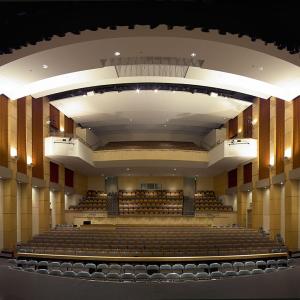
[47,82,255,103]
[0,0,299,55]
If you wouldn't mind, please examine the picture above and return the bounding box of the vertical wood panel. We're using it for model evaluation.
[65,168,74,187]
[228,117,238,139]
[228,168,237,188]
[64,115,74,136]
[17,98,27,174]
[50,161,59,183]
[0,95,8,167]
[276,99,285,174]
[32,99,44,179]
[259,98,270,180]
[243,105,253,138]
[293,97,300,169]
[50,104,60,130]
[243,162,252,184]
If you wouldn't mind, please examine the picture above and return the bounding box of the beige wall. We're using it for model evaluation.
[88,176,105,191]
[118,176,184,191]
[196,177,213,191]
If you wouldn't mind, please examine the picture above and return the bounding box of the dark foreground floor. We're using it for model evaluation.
[0,258,300,300]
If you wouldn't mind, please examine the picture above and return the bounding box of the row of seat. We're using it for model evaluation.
[9,267,290,282]
[19,226,280,257]
[10,259,290,274]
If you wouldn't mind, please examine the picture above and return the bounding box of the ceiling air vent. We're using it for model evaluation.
[99,56,204,78]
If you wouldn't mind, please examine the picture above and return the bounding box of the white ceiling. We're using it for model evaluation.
[0,27,299,101]
[52,90,250,138]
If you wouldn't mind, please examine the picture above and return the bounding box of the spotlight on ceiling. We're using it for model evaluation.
[114,51,121,56]
[42,64,48,69]
[190,53,196,57]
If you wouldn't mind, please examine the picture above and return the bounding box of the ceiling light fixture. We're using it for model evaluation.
[42,64,48,69]
[190,53,196,57]
[114,51,121,56]
[87,91,95,96]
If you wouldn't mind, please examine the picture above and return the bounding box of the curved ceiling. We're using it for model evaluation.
[0,31,299,101]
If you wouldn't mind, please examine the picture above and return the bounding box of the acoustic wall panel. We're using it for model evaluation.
[0,95,8,167]
[65,168,74,187]
[17,98,27,174]
[228,117,238,139]
[32,99,44,179]
[275,99,285,174]
[243,105,252,138]
[259,98,270,180]
[293,97,300,169]
[243,162,252,184]
[228,168,237,188]
[50,161,59,183]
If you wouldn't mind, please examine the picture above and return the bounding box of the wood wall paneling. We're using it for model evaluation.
[243,162,252,184]
[293,97,300,169]
[259,98,270,180]
[0,95,8,167]
[64,115,74,135]
[275,99,285,174]
[49,104,60,130]
[17,98,27,174]
[32,99,44,179]
[243,105,253,138]
[228,117,238,139]
[65,168,74,187]
[228,168,237,188]
[50,161,59,183]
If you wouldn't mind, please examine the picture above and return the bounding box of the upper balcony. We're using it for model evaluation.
[44,137,257,176]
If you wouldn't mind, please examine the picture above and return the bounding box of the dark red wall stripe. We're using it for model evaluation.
[293,97,300,169]
[243,105,252,138]
[276,99,285,174]
[0,95,8,167]
[243,162,252,184]
[228,117,238,139]
[17,98,27,174]
[65,168,74,187]
[50,161,59,183]
[259,98,270,180]
[228,168,237,188]
[32,98,44,179]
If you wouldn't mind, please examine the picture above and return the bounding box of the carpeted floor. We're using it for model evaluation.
[0,258,300,300]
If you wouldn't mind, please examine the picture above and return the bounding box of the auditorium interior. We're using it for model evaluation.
[0,1,299,299]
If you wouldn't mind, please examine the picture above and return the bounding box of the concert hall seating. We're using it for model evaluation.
[118,190,183,216]
[69,190,107,211]
[18,225,283,257]
[194,191,233,212]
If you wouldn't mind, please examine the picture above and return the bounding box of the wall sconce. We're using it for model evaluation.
[27,156,33,166]
[60,127,64,133]
[269,156,274,169]
[238,128,242,134]
[10,147,18,159]
[284,148,292,160]
[251,118,257,126]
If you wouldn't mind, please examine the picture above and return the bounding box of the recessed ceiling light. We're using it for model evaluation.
[191,53,196,57]
[154,89,158,93]
[114,51,121,56]
[88,127,91,130]
[87,91,95,96]
[259,66,264,71]
[42,64,48,69]
[174,168,177,171]
[136,89,140,93]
